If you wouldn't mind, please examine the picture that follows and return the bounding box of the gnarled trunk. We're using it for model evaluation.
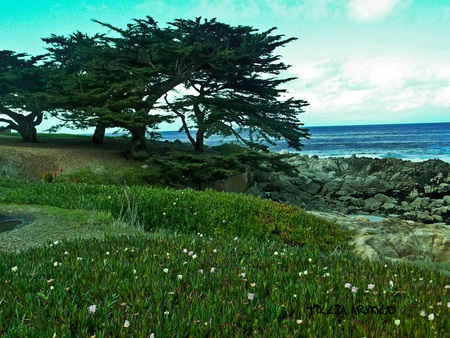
[0,108,42,143]
[21,124,38,142]
[129,126,149,160]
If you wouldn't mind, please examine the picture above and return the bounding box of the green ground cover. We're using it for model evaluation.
[0,140,449,337]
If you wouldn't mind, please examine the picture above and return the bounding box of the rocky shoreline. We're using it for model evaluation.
[252,155,450,225]
[212,155,450,267]
[308,211,450,268]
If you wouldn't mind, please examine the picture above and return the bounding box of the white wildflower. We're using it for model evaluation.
[88,305,97,314]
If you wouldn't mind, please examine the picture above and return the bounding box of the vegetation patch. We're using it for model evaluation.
[0,204,139,252]
[1,233,449,337]
[3,181,351,252]
[0,154,448,337]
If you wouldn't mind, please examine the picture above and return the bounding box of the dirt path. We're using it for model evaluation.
[0,135,138,181]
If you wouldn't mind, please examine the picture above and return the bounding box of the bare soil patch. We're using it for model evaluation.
[0,135,139,181]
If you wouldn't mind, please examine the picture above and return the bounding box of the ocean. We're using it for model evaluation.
[157,122,450,163]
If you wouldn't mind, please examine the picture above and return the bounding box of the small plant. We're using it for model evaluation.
[41,171,56,183]
[114,188,143,231]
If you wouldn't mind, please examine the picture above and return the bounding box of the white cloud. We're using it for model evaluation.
[433,86,450,107]
[290,56,450,125]
[341,57,415,87]
[347,0,403,22]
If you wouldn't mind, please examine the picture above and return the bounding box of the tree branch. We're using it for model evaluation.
[222,122,252,147]
[164,94,197,148]
[0,118,19,131]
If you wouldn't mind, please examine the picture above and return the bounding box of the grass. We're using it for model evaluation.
[1,231,449,337]
[0,151,449,337]
[0,204,139,252]
[0,152,25,179]
[3,182,351,252]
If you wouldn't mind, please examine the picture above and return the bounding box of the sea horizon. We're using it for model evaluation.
[153,121,450,163]
[14,121,448,163]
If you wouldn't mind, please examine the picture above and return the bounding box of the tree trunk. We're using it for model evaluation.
[129,126,149,160]
[25,110,42,143]
[92,125,106,144]
[193,103,206,152]
[0,108,42,143]
[26,125,38,143]
[195,128,205,152]
[15,123,37,142]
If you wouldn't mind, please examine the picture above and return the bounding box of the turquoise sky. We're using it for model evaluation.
[1,0,450,129]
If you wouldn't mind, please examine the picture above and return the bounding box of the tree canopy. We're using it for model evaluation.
[1,16,310,156]
[0,51,50,142]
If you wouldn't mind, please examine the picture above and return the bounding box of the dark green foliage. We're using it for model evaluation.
[0,51,51,142]
[41,172,56,183]
[38,16,309,157]
[142,142,299,189]
[146,151,247,188]
[234,152,299,177]
[162,18,310,152]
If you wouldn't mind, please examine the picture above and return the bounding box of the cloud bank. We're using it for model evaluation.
[291,57,450,124]
[347,0,404,21]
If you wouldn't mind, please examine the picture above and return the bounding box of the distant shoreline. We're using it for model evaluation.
[2,130,450,164]
[6,119,450,163]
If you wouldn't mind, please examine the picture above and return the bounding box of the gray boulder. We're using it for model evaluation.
[309,211,450,267]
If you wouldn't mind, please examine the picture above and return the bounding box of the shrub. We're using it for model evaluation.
[42,172,56,183]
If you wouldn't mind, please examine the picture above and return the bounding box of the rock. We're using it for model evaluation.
[432,214,444,222]
[409,189,419,200]
[403,211,416,219]
[339,176,392,197]
[429,199,444,208]
[321,178,344,196]
[433,206,450,215]
[382,202,398,212]
[294,176,321,194]
[409,197,430,210]
[400,201,410,208]
[416,211,434,223]
[364,198,383,210]
[309,211,450,267]
[339,196,365,207]
[248,155,450,225]
[424,185,433,194]
[374,193,393,204]
[430,173,445,185]
[438,183,450,193]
